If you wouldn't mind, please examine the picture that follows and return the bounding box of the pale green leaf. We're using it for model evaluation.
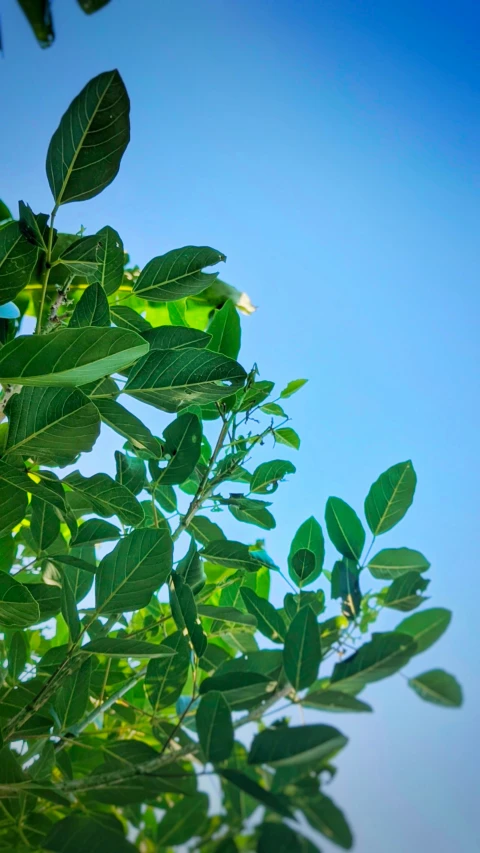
[368,547,430,580]
[408,669,463,707]
[395,607,451,654]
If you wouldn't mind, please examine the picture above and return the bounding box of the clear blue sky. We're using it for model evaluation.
[1,1,479,850]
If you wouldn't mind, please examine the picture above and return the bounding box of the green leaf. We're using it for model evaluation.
[46,69,130,206]
[54,658,92,728]
[5,387,100,464]
[111,304,151,333]
[274,426,301,449]
[382,572,430,612]
[207,300,241,359]
[0,460,65,517]
[170,573,207,657]
[196,691,234,763]
[288,516,324,587]
[177,537,206,595]
[408,669,463,707]
[156,793,208,846]
[325,497,365,561]
[0,573,40,627]
[95,525,172,614]
[69,282,110,327]
[124,347,246,412]
[257,824,306,853]
[284,590,325,620]
[82,638,176,658]
[199,541,268,572]
[199,672,273,710]
[250,459,296,494]
[240,587,286,643]
[331,558,361,620]
[0,478,28,537]
[134,246,225,302]
[364,460,417,535]
[261,402,287,417]
[94,225,125,295]
[57,235,101,278]
[236,379,274,412]
[304,690,372,712]
[0,221,38,305]
[16,0,54,47]
[18,200,49,249]
[78,0,112,14]
[30,497,61,552]
[284,605,321,690]
[395,607,451,654]
[145,631,191,712]
[45,815,136,853]
[94,398,162,458]
[0,328,148,387]
[0,534,16,573]
[279,378,308,399]
[64,471,144,527]
[221,770,292,818]
[7,632,28,680]
[368,547,430,580]
[71,518,120,547]
[115,451,146,495]
[229,499,276,530]
[0,199,12,222]
[189,515,226,545]
[197,605,257,627]
[141,325,211,351]
[248,724,347,767]
[154,413,202,485]
[299,793,353,850]
[330,632,417,693]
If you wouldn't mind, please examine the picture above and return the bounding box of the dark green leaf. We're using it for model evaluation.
[156,793,208,845]
[18,200,49,249]
[0,200,12,222]
[284,590,325,620]
[45,815,136,853]
[284,606,321,690]
[170,573,207,657]
[207,300,241,359]
[196,691,234,763]
[257,823,302,852]
[250,459,296,494]
[0,535,16,572]
[141,325,211,351]
[395,607,451,654]
[0,221,38,306]
[0,574,40,627]
[240,587,286,643]
[154,413,202,485]
[54,658,92,728]
[95,398,162,458]
[199,540,267,572]
[64,470,144,527]
[77,0,112,14]
[229,499,276,530]
[57,235,101,278]
[331,558,361,620]
[69,282,110,327]
[0,328,148,386]
[46,70,130,205]
[383,572,430,612]
[248,724,347,767]
[134,246,225,302]
[95,525,172,614]
[124,347,247,412]
[94,225,124,295]
[24,582,61,621]
[408,669,463,707]
[368,547,430,580]
[82,638,176,658]
[5,386,100,464]
[145,631,191,712]
[30,497,61,551]
[304,690,372,712]
[288,516,324,587]
[111,304,151,332]
[197,605,257,627]
[330,632,417,693]
[189,515,226,545]
[279,378,308,399]
[221,770,292,818]
[177,537,206,594]
[215,650,283,681]
[71,518,120,547]
[7,632,28,680]
[300,793,353,850]
[200,672,273,710]
[115,451,146,495]
[364,460,417,535]
[325,497,365,560]
[0,479,28,537]
[0,460,65,516]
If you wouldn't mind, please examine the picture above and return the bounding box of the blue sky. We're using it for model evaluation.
[1,1,479,850]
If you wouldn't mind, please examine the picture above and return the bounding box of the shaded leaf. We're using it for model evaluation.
[331,632,417,693]
[145,631,191,712]
[284,605,321,690]
[156,793,208,845]
[170,573,207,657]
[0,574,40,627]
[94,225,124,295]
[240,587,286,643]
[45,815,136,853]
[325,497,365,561]
[408,669,463,707]
[69,282,110,327]
[300,793,353,850]
[197,691,234,763]
[199,540,267,572]
[82,638,176,658]
[134,246,225,302]
[304,690,372,712]
[54,658,92,729]
[197,605,257,627]
[153,413,202,485]
[115,451,146,495]
[71,518,120,547]
[0,221,38,306]
[221,769,292,818]
[368,547,430,580]
[7,632,28,680]
[95,398,162,458]
[30,497,61,551]
[395,607,451,654]
[288,516,324,587]
[248,724,347,767]
[64,470,144,527]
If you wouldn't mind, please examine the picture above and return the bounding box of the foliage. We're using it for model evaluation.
[0,71,463,853]
[9,1,113,50]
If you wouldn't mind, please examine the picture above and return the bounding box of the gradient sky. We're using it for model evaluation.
[1,1,479,850]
